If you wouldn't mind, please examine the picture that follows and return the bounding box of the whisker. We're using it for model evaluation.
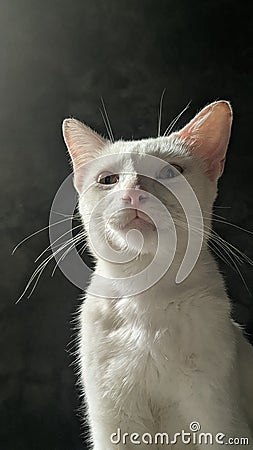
[100,97,114,143]
[189,211,253,237]
[51,210,79,219]
[16,252,58,304]
[35,223,82,263]
[79,242,88,255]
[214,239,251,295]
[157,88,166,137]
[51,231,86,277]
[174,216,251,295]
[202,222,253,266]
[204,212,253,235]
[99,107,112,142]
[209,240,232,268]
[188,215,253,266]
[163,101,191,137]
[12,216,76,255]
[213,220,253,235]
[16,231,86,303]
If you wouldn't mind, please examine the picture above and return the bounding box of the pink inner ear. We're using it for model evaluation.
[177,101,233,180]
[62,118,107,192]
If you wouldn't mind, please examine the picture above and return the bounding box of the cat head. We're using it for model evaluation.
[62,101,232,261]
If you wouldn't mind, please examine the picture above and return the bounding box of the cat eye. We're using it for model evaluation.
[97,173,119,185]
[158,164,183,180]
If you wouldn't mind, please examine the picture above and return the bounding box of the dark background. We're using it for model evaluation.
[1,0,253,449]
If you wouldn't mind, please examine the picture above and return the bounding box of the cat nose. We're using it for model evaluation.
[122,189,148,207]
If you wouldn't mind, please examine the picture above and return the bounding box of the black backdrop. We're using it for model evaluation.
[1,1,253,449]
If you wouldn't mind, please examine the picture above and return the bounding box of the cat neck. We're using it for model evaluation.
[93,239,226,300]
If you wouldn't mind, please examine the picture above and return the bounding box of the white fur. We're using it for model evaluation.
[64,109,253,449]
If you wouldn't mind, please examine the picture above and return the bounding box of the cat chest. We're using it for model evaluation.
[107,306,229,400]
[109,319,198,382]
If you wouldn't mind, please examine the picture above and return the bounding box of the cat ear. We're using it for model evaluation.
[176,101,233,180]
[62,118,107,191]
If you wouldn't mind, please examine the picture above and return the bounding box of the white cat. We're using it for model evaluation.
[62,101,253,449]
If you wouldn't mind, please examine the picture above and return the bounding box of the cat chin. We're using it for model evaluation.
[111,229,158,257]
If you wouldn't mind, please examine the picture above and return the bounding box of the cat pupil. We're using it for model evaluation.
[167,168,175,178]
[105,175,111,184]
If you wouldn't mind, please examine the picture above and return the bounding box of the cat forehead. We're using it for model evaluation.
[102,134,188,159]
[84,134,192,178]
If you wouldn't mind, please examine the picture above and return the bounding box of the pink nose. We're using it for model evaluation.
[122,189,148,207]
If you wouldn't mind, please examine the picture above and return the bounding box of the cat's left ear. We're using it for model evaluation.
[62,118,107,191]
[176,101,233,180]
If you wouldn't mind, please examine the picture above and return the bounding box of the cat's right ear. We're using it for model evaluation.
[62,118,107,192]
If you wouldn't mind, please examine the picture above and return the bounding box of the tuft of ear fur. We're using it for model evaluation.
[176,101,233,180]
[62,118,107,191]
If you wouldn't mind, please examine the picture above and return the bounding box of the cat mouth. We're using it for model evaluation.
[120,210,155,231]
